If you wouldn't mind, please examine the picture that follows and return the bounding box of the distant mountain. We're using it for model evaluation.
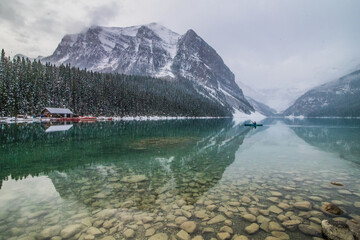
[42,23,254,114]
[284,118,360,164]
[237,81,305,113]
[246,97,277,116]
[14,54,43,62]
[283,69,360,117]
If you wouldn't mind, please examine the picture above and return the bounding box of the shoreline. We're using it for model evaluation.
[0,115,232,124]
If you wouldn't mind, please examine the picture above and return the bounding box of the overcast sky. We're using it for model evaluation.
[1,0,360,91]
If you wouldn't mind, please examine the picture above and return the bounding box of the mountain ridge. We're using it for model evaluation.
[41,23,254,114]
[283,69,360,117]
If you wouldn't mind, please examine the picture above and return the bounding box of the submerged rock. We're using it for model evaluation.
[233,235,249,240]
[269,222,285,231]
[260,221,270,233]
[102,237,116,240]
[271,231,290,239]
[321,220,354,240]
[245,223,259,234]
[282,219,301,229]
[142,216,154,223]
[241,196,251,203]
[123,229,135,238]
[180,221,196,233]
[145,228,156,237]
[60,224,83,239]
[283,186,296,191]
[194,211,208,219]
[347,220,360,239]
[257,215,271,224]
[191,236,204,240]
[93,193,107,199]
[148,233,169,240]
[175,216,188,225]
[269,206,283,214]
[321,203,344,215]
[278,203,290,210]
[177,229,190,240]
[220,226,233,234]
[217,232,231,240]
[248,207,259,216]
[242,214,256,222]
[95,209,117,219]
[293,201,312,210]
[298,224,322,237]
[121,175,148,183]
[39,225,62,239]
[338,189,352,195]
[331,182,344,186]
[309,196,323,202]
[270,191,283,197]
[207,215,226,224]
[87,227,102,236]
[202,227,215,233]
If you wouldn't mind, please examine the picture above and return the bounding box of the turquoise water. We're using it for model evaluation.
[0,119,360,240]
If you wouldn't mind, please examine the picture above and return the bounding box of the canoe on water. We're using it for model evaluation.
[244,123,263,127]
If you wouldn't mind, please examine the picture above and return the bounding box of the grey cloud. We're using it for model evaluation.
[1,0,360,93]
[0,0,24,26]
[88,2,122,26]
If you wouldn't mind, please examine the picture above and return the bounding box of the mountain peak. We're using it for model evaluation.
[184,29,197,36]
[42,24,254,114]
[136,25,161,40]
[145,22,163,28]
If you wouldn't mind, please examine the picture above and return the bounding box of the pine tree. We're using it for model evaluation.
[0,50,232,118]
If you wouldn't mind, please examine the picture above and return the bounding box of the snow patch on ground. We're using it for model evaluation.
[232,109,265,125]
[114,116,225,121]
[284,115,305,119]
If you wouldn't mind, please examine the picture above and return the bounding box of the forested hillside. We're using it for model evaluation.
[42,23,254,114]
[283,69,360,117]
[0,50,232,117]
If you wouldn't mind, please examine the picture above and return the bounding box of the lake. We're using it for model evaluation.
[0,119,360,240]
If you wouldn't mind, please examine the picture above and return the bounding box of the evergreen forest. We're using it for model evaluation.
[0,50,232,117]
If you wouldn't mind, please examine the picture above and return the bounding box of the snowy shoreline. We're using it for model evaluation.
[0,115,231,124]
[0,111,262,125]
[2,114,360,125]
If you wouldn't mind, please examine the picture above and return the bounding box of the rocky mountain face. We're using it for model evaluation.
[283,70,360,117]
[42,23,254,114]
[246,97,277,117]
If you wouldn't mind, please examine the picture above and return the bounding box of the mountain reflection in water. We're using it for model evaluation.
[284,118,360,164]
[0,120,249,207]
[1,119,360,240]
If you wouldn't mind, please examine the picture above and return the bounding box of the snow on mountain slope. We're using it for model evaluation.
[42,23,254,114]
[237,81,305,112]
[283,69,360,117]
[246,97,277,117]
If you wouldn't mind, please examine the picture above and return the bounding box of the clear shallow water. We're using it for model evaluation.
[0,119,360,240]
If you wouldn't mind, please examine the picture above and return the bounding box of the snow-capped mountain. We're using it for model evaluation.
[283,69,360,117]
[246,97,277,116]
[42,23,253,114]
